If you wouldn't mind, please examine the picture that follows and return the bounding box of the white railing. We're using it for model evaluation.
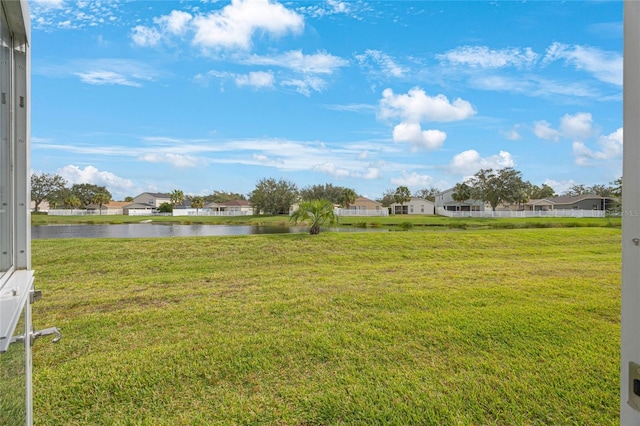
[335,208,389,217]
[435,207,606,218]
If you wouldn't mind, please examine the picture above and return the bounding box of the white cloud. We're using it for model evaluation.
[154,10,193,35]
[235,71,275,88]
[533,120,561,142]
[560,112,593,140]
[543,42,622,86]
[312,162,351,178]
[534,112,594,142]
[450,150,515,176]
[138,153,208,168]
[355,49,407,77]
[131,25,162,47]
[362,167,382,179]
[32,0,65,8]
[501,127,521,141]
[390,172,434,188]
[57,165,136,199]
[74,71,142,87]
[379,87,476,123]
[242,50,348,74]
[572,127,623,166]
[281,75,326,96]
[392,122,446,151]
[191,0,304,50]
[131,0,304,51]
[544,178,576,195]
[436,46,539,69]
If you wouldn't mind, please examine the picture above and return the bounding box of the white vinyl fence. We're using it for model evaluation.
[436,207,606,218]
[335,208,389,217]
[48,209,123,216]
[172,209,253,217]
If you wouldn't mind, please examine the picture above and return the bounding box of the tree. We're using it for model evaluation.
[249,178,298,215]
[70,183,111,208]
[191,196,205,214]
[451,182,471,210]
[340,188,357,208]
[377,189,396,207]
[124,196,134,202]
[91,192,111,215]
[527,183,556,199]
[289,199,338,235]
[611,177,622,198]
[170,189,184,208]
[393,186,412,206]
[31,172,67,212]
[63,195,82,209]
[413,186,440,202]
[300,183,344,204]
[562,184,588,196]
[468,167,526,211]
[204,190,246,203]
[158,202,173,213]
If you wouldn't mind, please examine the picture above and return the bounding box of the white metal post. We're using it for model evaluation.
[622,1,640,424]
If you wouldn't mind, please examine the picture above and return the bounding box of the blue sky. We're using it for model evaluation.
[30,0,623,201]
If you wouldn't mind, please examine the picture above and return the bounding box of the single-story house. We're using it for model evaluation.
[435,187,485,212]
[336,196,388,216]
[390,197,435,215]
[524,194,617,211]
[123,202,157,215]
[205,199,254,215]
[86,201,129,215]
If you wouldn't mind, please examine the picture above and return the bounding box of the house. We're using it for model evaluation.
[336,196,388,216]
[30,199,50,212]
[524,194,617,212]
[132,192,172,209]
[86,201,129,215]
[205,199,254,215]
[435,188,485,212]
[390,197,435,215]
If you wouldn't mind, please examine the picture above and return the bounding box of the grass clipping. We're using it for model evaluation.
[32,228,620,425]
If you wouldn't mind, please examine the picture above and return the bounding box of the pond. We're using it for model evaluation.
[31,224,388,239]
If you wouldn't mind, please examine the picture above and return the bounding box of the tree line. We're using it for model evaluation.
[31,170,622,214]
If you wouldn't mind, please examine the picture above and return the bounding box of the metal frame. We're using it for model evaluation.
[0,0,31,424]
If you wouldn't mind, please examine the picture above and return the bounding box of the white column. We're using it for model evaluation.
[622,1,640,423]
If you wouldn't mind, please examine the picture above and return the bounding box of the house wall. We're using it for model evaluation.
[133,193,170,207]
[351,197,384,211]
[555,199,604,210]
[435,188,484,211]
[390,198,435,215]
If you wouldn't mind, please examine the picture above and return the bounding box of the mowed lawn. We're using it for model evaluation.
[31,228,621,425]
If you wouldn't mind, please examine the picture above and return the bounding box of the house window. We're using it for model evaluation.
[421,205,424,213]
[410,205,414,213]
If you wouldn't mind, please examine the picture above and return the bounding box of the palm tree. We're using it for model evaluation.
[340,188,357,209]
[191,196,205,214]
[91,192,111,215]
[452,182,471,211]
[170,189,184,208]
[290,199,338,235]
[64,195,82,209]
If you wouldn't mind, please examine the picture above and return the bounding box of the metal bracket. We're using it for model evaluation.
[9,326,61,346]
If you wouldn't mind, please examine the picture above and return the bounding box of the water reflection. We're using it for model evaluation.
[32,224,386,239]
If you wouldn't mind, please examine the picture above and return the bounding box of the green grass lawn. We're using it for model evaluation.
[31,228,621,425]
